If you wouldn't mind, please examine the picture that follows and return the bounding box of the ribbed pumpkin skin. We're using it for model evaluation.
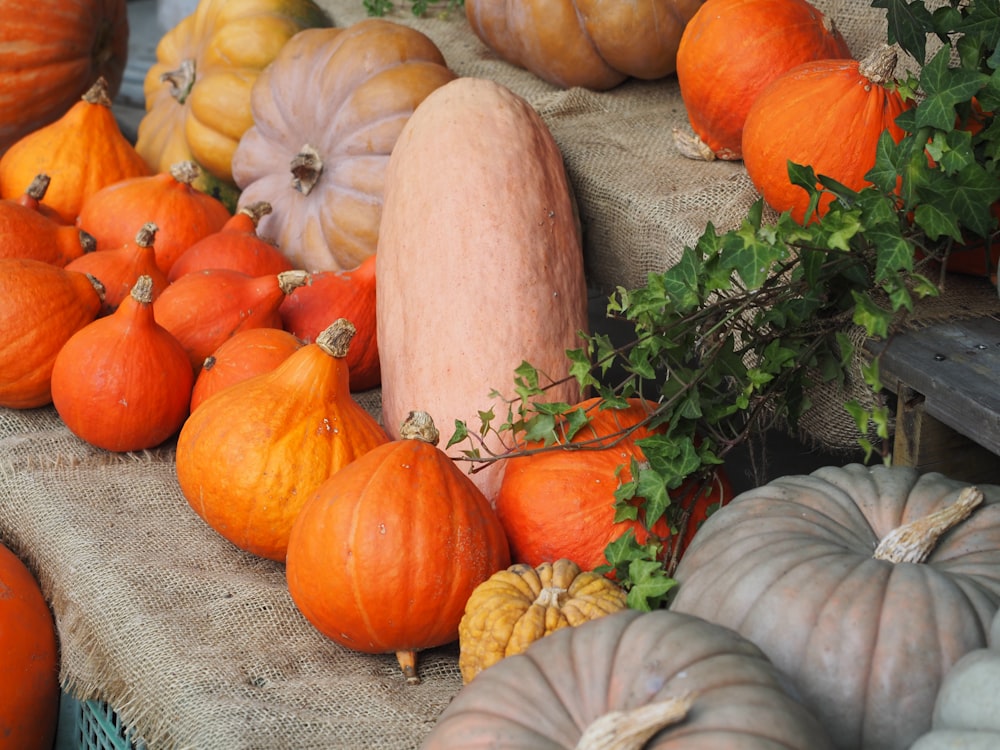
[676,0,851,160]
[0,543,59,750]
[231,20,457,272]
[136,0,331,199]
[286,421,511,659]
[423,608,836,749]
[465,0,703,91]
[376,77,590,503]
[741,51,911,223]
[0,0,128,156]
[671,464,1000,750]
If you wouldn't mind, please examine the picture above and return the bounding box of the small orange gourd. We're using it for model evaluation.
[77,161,232,274]
[176,319,389,561]
[0,78,152,224]
[152,268,310,371]
[286,409,511,684]
[14,174,68,223]
[51,275,194,452]
[279,254,379,391]
[190,326,304,411]
[167,201,293,281]
[0,258,104,408]
[0,193,96,266]
[64,223,170,310]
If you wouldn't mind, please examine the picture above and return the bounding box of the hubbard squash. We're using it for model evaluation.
[376,76,590,503]
[671,464,1000,750]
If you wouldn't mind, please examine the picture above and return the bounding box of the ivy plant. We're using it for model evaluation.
[364,0,464,17]
[446,0,998,611]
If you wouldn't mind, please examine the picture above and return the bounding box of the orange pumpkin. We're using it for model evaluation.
[495,398,733,571]
[279,254,379,391]
[51,275,194,452]
[741,45,913,224]
[14,173,69,223]
[286,410,511,684]
[675,0,851,160]
[176,319,390,561]
[0,0,128,156]
[77,161,232,275]
[0,78,152,224]
[0,542,60,750]
[0,189,96,266]
[0,258,104,408]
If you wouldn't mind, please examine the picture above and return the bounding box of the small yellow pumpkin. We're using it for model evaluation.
[457,558,627,683]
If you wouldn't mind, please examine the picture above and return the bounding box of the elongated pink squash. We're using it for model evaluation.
[376,77,589,503]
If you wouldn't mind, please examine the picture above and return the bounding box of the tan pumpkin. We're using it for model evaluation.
[135,0,332,207]
[465,0,703,91]
[458,558,627,683]
[0,0,128,156]
[376,76,590,503]
[231,19,456,272]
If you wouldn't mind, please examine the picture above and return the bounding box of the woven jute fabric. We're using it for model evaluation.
[1,2,997,749]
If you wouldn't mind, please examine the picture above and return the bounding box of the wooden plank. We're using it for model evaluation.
[871,315,1000,458]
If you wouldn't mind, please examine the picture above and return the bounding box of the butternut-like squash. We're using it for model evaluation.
[376,77,589,503]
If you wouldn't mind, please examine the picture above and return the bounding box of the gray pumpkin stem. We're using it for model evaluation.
[574,692,695,750]
[873,486,983,564]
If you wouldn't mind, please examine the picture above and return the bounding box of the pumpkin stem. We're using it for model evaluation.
[161,59,196,105]
[85,274,107,302]
[240,201,273,227]
[26,174,50,201]
[859,45,898,85]
[136,222,158,248]
[290,145,323,196]
[574,692,695,750]
[82,77,113,108]
[170,161,201,185]
[130,275,154,305]
[533,585,568,608]
[79,230,97,254]
[396,649,420,685]
[873,486,983,564]
[315,318,356,359]
[398,411,440,445]
[277,270,310,295]
[672,128,716,162]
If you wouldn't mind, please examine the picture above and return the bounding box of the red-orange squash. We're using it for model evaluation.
[0,542,60,750]
[285,410,511,684]
[0,258,104,408]
[675,0,852,160]
[51,275,194,452]
[495,398,733,572]
[741,45,913,224]
[0,0,128,156]
[176,319,389,561]
[376,77,590,503]
[0,189,95,266]
[231,19,457,272]
[465,0,703,91]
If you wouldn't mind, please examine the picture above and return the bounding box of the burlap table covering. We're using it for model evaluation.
[1,1,997,748]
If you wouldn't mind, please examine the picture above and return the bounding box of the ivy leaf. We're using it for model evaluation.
[624,559,677,611]
[870,0,936,65]
[916,47,991,130]
[635,467,671,526]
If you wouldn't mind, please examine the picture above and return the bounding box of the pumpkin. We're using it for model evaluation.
[51,275,194,452]
[670,464,1000,750]
[77,161,232,275]
[14,173,70,223]
[0,0,128,156]
[912,606,1000,749]
[231,19,456,272]
[279,254,379,391]
[167,201,293,281]
[135,0,332,207]
[0,78,152,224]
[65,222,170,310]
[495,398,733,571]
[190,326,303,411]
[376,76,590,503]
[0,542,60,750]
[0,188,96,266]
[0,258,104,409]
[465,0,703,91]
[423,608,836,749]
[285,410,511,684]
[741,45,912,224]
[674,0,851,160]
[152,267,310,371]
[176,319,389,561]
[457,558,627,684]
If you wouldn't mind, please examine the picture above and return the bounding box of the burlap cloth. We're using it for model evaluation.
[1,1,998,748]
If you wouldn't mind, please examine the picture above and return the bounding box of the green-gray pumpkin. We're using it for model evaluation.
[671,463,1000,750]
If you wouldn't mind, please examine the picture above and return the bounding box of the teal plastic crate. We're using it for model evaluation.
[58,694,146,750]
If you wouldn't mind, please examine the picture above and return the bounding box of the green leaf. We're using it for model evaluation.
[624,560,677,611]
[916,46,991,130]
[870,0,936,65]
